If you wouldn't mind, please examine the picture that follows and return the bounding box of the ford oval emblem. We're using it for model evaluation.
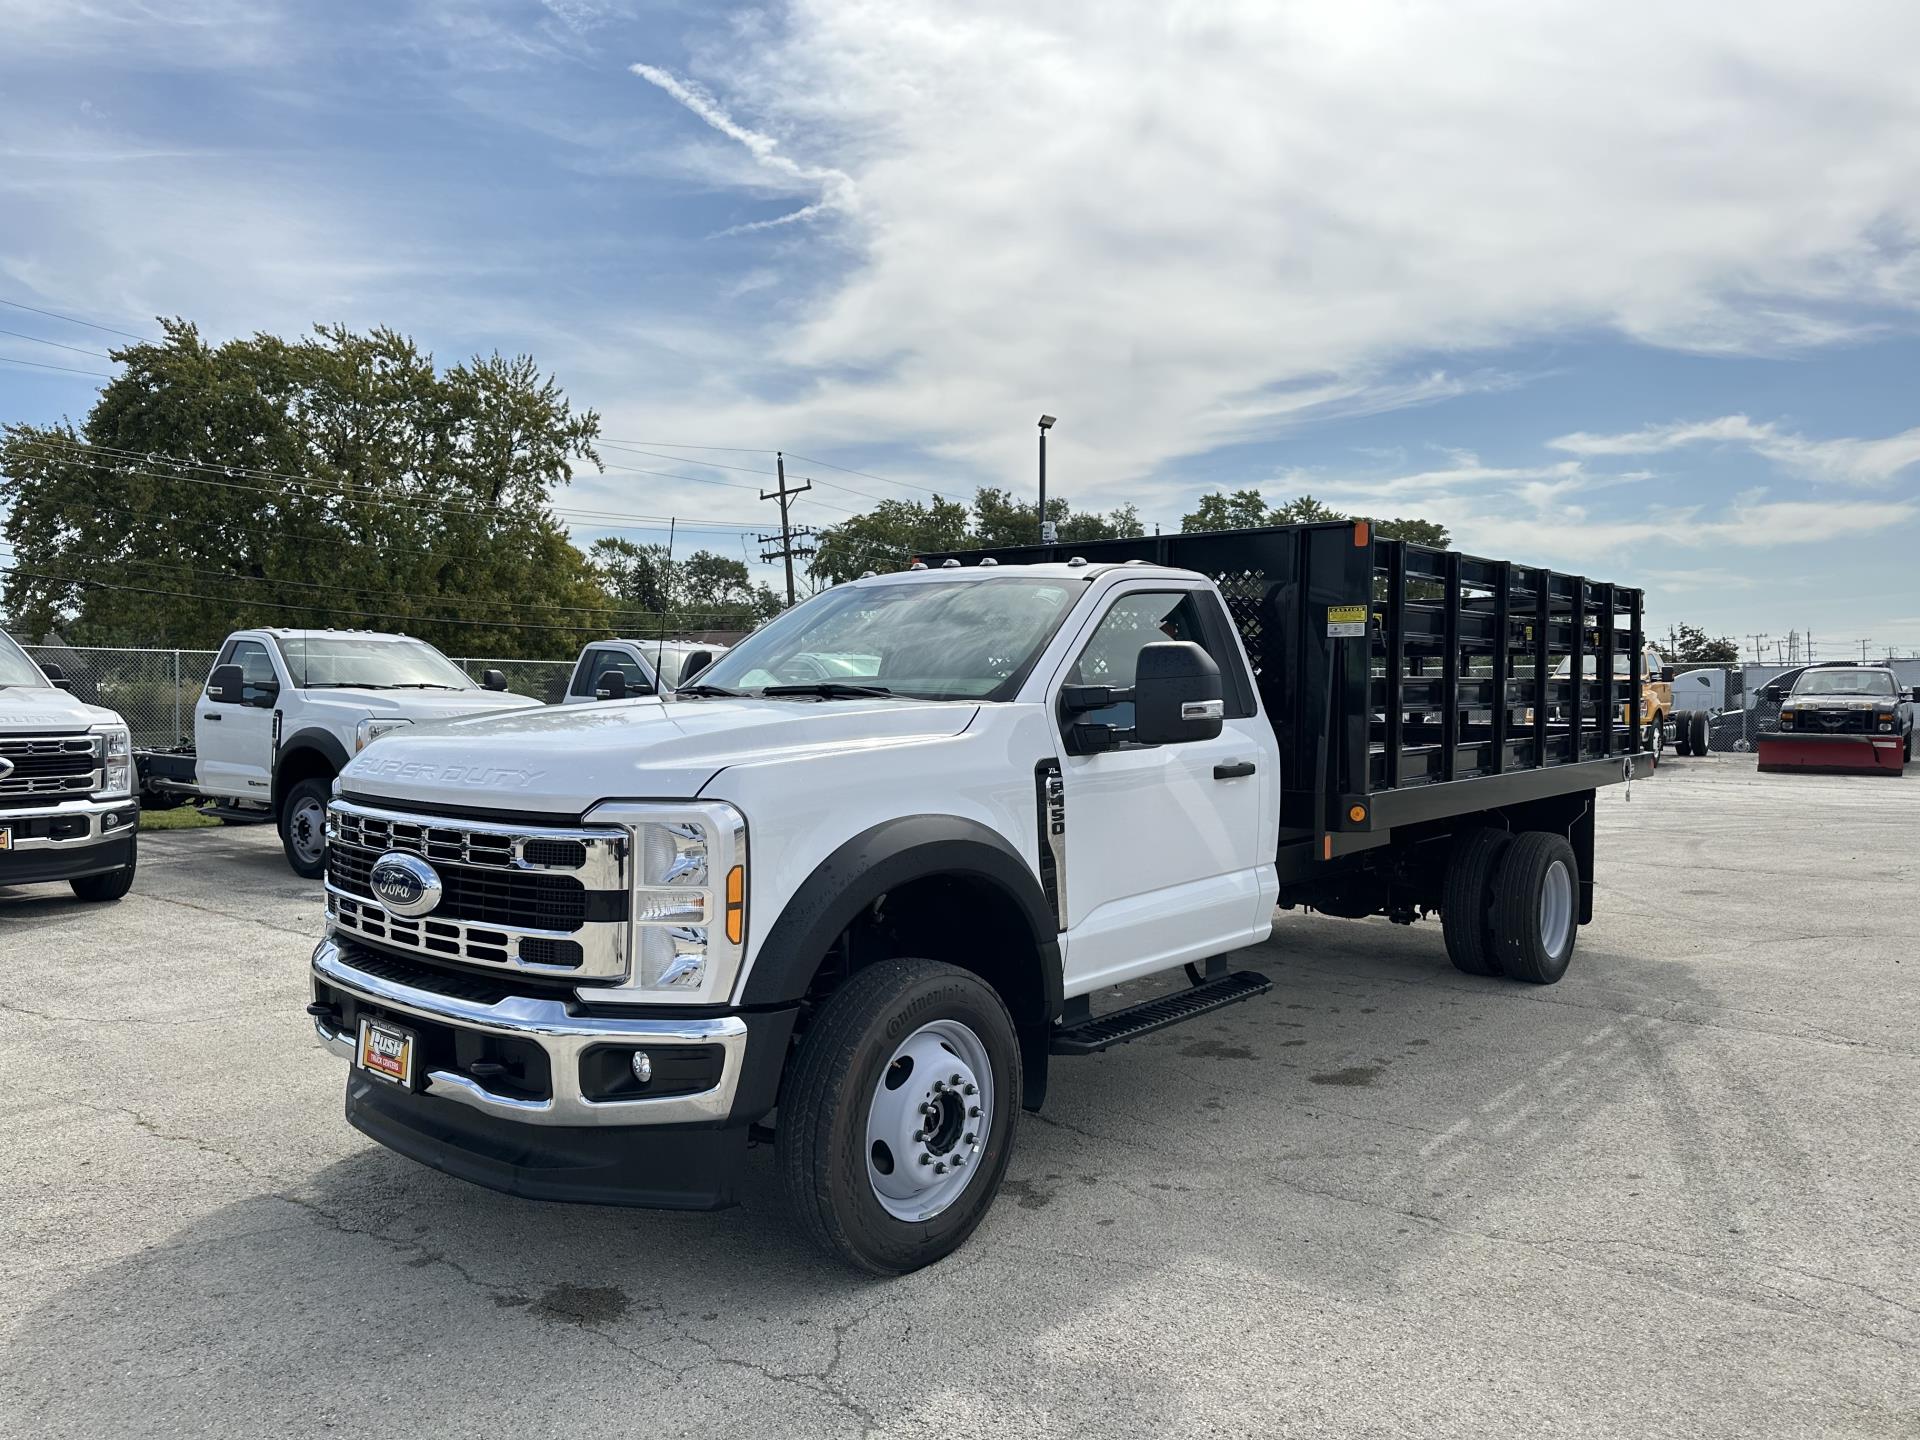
[0,757,13,780]
[368,851,442,919]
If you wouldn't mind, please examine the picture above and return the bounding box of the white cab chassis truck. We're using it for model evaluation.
[137,630,541,876]
[308,523,1647,1272]
[0,631,141,900]
[560,638,729,703]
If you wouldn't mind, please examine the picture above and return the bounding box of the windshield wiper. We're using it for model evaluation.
[763,682,897,700]
[677,682,744,698]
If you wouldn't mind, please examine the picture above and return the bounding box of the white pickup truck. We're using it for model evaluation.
[308,522,1648,1272]
[138,629,541,876]
[0,631,140,900]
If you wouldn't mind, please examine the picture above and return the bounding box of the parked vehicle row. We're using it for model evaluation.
[304,521,1652,1273]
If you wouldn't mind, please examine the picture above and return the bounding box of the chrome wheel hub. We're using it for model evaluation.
[1540,859,1574,958]
[865,1019,992,1222]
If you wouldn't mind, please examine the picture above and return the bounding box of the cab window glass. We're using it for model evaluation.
[1065,591,1233,730]
[213,640,279,704]
[577,649,653,696]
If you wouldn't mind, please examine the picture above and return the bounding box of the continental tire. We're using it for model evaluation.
[1442,827,1511,977]
[1688,711,1709,756]
[778,957,1021,1275]
[1492,832,1580,985]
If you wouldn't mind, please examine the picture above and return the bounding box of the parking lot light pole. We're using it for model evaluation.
[1037,414,1056,544]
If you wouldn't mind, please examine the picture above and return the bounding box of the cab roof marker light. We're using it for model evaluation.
[1353,520,1370,546]
[978,557,998,566]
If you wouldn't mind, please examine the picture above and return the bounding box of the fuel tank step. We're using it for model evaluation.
[1050,970,1273,1055]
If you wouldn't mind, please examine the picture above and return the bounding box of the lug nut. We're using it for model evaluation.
[932,1081,946,1094]
[968,1105,981,1118]
[933,1162,948,1174]
[919,1154,933,1166]
[963,1083,977,1096]
[963,1131,976,1144]
[952,1154,966,1168]
[950,1074,963,1086]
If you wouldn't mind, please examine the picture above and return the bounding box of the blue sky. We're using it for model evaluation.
[5,1,1920,659]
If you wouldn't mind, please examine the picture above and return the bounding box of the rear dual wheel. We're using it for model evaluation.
[1443,828,1580,985]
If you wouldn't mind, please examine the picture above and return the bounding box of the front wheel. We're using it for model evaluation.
[1492,832,1580,985]
[777,958,1021,1275]
[278,776,332,878]
[1641,715,1662,771]
[70,836,138,902]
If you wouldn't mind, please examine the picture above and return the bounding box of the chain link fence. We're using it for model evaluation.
[9,641,582,746]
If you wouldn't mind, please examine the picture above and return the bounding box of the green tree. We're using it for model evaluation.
[807,489,1143,585]
[1,319,613,656]
[1181,487,1449,548]
[589,538,780,631]
[808,496,972,586]
[1665,623,1738,663]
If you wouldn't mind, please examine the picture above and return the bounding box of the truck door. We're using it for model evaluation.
[197,638,281,799]
[1048,585,1276,994]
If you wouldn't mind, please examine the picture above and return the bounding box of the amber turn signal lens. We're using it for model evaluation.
[724,865,745,945]
[1348,805,1367,823]
[1353,520,1370,547]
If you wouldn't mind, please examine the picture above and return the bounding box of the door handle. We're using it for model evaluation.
[1213,761,1256,779]
[203,713,221,722]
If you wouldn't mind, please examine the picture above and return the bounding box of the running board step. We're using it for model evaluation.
[1050,970,1272,1055]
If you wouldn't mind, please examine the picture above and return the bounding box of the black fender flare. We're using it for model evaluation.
[740,815,1063,1024]
[272,729,349,810]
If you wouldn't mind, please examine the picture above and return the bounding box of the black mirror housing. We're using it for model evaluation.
[595,670,628,701]
[680,649,714,681]
[207,663,246,706]
[1659,666,1675,683]
[482,667,508,692]
[1133,641,1225,745]
[39,661,72,691]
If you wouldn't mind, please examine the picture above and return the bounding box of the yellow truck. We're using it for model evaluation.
[1530,641,1684,766]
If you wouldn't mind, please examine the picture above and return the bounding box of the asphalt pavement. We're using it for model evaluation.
[2,756,1915,1438]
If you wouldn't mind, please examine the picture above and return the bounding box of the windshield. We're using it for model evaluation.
[0,632,49,687]
[1553,650,1659,680]
[280,636,477,690]
[698,578,1083,701]
[1791,668,1896,697]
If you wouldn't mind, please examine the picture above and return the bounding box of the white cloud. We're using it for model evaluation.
[619,2,1920,488]
[1549,415,1920,486]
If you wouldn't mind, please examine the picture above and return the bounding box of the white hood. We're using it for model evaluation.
[0,685,123,735]
[339,695,979,815]
[297,687,544,724]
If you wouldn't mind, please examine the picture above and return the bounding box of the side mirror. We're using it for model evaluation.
[680,649,714,681]
[1659,666,1675,683]
[1133,642,1225,746]
[251,680,280,709]
[39,661,71,691]
[482,668,508,692]
[1909,687,1920,703]
[595,670,628,701]
[207,663,246,706]
[1760,685,1785,702]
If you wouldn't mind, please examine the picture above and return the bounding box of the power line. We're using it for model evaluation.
[0,297,153,343]
[0,327,115,360]
[0,355,114,380]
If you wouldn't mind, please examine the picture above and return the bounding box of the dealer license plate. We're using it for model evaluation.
[0,826,11,852]
[357,1016,417,1088]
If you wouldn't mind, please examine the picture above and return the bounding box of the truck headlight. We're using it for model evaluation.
[585,801,748,1004]
[354,718,412,751]
[92,724,132,798]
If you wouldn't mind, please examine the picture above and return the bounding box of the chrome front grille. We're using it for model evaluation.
[325,799,630,980]
[0,735,101,802]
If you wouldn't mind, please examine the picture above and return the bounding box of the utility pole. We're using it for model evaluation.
[760,452,814,607]
[1747,633,1769,665]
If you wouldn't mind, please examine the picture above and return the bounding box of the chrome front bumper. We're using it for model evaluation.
[0,795,138,850]
[310,936,749,1128]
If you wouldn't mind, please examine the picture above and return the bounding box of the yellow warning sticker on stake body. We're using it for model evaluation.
[1327,604,1367,638]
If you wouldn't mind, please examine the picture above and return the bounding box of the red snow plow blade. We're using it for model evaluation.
[1756,735,1906,774]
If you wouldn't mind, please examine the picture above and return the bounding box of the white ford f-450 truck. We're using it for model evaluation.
[0,630,140,900]
[309,522,1648,1272]
[138,629,541,876]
